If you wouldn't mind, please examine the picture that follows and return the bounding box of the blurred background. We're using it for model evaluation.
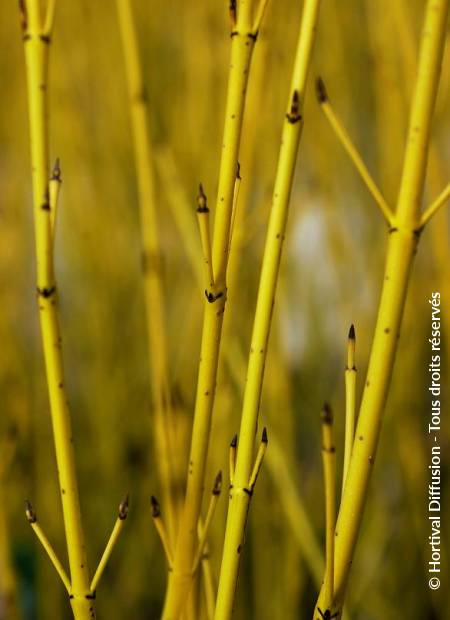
[0,0,449,618]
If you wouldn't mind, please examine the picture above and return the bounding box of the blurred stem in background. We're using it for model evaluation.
[115,0,178,544]
[0,436,22,620]
[313,0,449,616]
[214,1,321,618]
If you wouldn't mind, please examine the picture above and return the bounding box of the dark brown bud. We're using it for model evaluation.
[315,77,328,104]
[150,495,160,518]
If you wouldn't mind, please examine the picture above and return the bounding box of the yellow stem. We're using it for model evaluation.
[162,6,261,617]
[313,0,449,615]
[224,338,326,589]
[248,427,268,489]
[22,3,93,617]
[196,184,215,290]
[192,472,222,574]
[116,0,177,543]
[225,37,268,306]
[89,496,129,594]
[201,548,216,620]
[43,0,57,36]
[155,148,203,286]
[214,2,321,618]
[316,78,393,224]
[49,157,61,243]
[25,501,71,594]
[342,325,356,493]
[253,0,270,32]
[151,496,174,567]
[228,165,242,255]
[320,405,336,612]
[420,182,450,226]
[229,435,237,486]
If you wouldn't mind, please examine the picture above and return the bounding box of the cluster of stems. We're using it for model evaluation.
[18,0,450,618]
[161,1,269,617]
[313,0,449,617]
[214,1,322,617]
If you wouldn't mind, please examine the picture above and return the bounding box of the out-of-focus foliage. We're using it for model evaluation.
[0,0,449,618]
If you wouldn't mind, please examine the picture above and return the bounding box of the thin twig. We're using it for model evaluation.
[43,0,57,36]
[150,496,173,566]
[25,501,71,594]
[320,404,336,610]
[315,77,393,224]
[89,495,129,593]
[192,472,222,573]
[420,182,450,226]
[342,325,356,494]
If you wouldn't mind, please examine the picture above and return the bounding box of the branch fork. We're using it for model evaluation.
[25,495,129,598]
[151,471,223,576]
[228,427,268,495]
[315,76,450,229]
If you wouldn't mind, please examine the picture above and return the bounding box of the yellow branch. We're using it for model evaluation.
[192,472,222,574]
[342,325,356,493]
[151,496,174,567]
[162,2,264,616]
[48,158,61,243]
[201,547,216,620]
[316,78,393,224]
[25,501,71,594]
[229,435,237,486]
[21,3,93,617]
[313,0,449,615]
[196,184,215,290]
[319,405,336,615]
[89,495,129,594]
[214,2,322,618]
[228,164,242,255]
[248,427,268,489]
[116,0,177,543]
[420,182,450,226]
[43,0,57,37]
[155,148,203,287]
[253,0,270,33]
